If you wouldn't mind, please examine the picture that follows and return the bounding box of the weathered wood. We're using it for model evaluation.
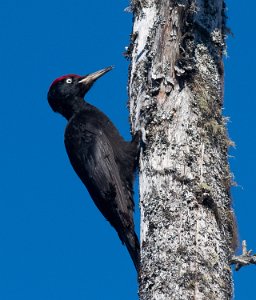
[230,240,256,271]
[128,0,237,299]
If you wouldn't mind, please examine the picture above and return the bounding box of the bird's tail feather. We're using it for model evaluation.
[123,230,140,272]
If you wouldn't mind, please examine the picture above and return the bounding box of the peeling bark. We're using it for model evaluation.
[128,0,236,299]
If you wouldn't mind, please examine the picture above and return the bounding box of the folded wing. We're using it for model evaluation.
[64,114,139,270]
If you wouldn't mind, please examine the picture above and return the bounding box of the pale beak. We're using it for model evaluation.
[78,66,113,85]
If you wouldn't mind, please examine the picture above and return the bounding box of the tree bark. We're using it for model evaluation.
[128,0,237,299]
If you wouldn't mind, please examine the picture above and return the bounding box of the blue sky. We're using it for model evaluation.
[0,1,254,299]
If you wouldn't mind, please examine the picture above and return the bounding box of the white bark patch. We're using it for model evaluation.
[133,4,157,61]
[129,3,157,133]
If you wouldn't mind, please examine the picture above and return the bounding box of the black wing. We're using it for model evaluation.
[64,113,139,270]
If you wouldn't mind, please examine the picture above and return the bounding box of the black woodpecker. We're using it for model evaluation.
[47,66,140,271]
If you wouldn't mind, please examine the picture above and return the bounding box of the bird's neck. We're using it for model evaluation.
[62,96,88,120]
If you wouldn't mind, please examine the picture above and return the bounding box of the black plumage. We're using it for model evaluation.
[47,67,140,271]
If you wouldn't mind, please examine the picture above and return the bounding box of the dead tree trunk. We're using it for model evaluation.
[128,0,237,299]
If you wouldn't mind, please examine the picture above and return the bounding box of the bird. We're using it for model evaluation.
[47,66,140,271]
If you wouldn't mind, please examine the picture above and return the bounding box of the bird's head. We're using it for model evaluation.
[47,66,113,117]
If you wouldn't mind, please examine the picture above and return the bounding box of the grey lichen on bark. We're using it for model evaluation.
[128,0,237,299]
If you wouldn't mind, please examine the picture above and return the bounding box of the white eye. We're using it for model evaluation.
[66,78,72,84]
